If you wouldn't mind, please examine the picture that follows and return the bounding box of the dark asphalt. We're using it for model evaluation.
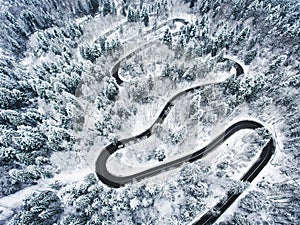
[95,19,274,224]
[96,120,275,189]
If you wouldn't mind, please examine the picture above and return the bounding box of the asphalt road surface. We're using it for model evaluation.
[95,20,274,224]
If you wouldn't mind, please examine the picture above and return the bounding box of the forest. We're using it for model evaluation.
[0,0,299,224]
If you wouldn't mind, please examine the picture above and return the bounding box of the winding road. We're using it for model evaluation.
[96,120,275,188]
[95,19,275,224]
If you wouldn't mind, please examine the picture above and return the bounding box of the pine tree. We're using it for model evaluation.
[244,49,257,65]
[20,10,36,33]
[111,1,117,15]
[163,28,172,47]
[127,8,138,22]
[121,0,127,16]
[153,18,158,30]
[154,147,166,161]
[14,126,46,152]
[142,7,149,27]
[103,0,112,16]
[105,80,119,101]
[12,190,63,225]
[161,63,171,77]
[0,88,26,109]
[47,126,73,151]
[89,0,99,16]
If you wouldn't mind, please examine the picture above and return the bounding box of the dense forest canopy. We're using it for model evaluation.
[0,0,299,224]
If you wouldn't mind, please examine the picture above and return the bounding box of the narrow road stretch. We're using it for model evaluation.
[95,19,274,225]
[96,121,275,189]
[111,43,243,86]
[192,128,275,225]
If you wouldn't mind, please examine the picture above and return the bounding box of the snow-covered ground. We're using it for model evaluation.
[116,74,233,138]
[1,0,299,224]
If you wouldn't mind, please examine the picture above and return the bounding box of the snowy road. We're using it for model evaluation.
[96,120,275,188]
[97,57,275,223]
[95,20,275,224]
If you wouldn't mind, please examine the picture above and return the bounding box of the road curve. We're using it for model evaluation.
[193,138,275,225]
[112,46,244,86]
[95,18,273,224]
[96,120,275,189]
[98,57,244,188]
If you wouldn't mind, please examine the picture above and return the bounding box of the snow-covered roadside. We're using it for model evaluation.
[0,155,92,222]
[0,185,42,221]
[52,167,92,184]
[187,113,285,225]
[107,129,245,176]
[117,70,233,139]
[211,163,283,225]
[0,169,92,222]
[107,122,266,178]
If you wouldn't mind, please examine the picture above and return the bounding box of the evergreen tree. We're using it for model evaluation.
[105,80,119,101]
[20,10,36,34]
[121,0,128,16]
[47,126,73,151]
[153,18,158,30]
[161,63,171,77]
[12,190,63,225]
[141,7,149,27]
[0,88,26,110]
[89,0,99,16]
[127,8,138,22]
[76,0,88,16]
[244,49,257,65]
[103,0,112,16]
[111,1,117,15]
[14,126,46,152]
[163,28,172,47]
[154,147,166,161]
[0,110,23,127]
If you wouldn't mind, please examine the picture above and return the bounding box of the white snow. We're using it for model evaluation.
[130,197,140,210]
[2,1,297,224]
[0,179,53,221]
